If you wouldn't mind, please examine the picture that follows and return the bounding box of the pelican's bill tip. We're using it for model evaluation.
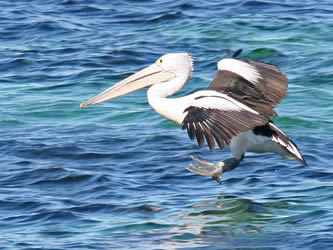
[80,101,89,108]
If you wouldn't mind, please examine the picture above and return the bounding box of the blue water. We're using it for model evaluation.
[1,0,333,249]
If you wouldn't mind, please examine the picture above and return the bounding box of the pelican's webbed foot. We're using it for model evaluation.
[187,156,224,184]
[187,156,241,184]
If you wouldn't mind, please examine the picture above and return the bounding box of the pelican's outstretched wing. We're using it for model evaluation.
[208,58,288,116]
[181,91,269,151]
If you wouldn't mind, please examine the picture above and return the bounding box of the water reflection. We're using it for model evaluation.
[151,194,311,249]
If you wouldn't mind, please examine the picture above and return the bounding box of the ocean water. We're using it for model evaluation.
[1,0,333,249]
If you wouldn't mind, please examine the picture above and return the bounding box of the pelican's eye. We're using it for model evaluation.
[159,58,163,63]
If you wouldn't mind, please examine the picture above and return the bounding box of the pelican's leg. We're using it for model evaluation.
[187,156,241,184]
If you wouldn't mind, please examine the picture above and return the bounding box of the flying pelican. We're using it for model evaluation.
[81,50,307,184]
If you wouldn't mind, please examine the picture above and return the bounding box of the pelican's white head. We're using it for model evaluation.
[147,53,194,97]
[80,52,194,107]
[156,53,193,77]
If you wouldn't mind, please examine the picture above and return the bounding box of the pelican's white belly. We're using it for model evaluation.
[229,130,288,159]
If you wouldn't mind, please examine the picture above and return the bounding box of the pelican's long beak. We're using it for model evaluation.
[80,63,175,108]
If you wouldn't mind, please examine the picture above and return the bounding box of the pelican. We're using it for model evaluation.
[81,50,306,184]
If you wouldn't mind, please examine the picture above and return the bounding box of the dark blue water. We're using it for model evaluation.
[1,0,333,249]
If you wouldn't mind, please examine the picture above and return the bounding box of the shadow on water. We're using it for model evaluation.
[162,195,290,249]
[101,192,332,249]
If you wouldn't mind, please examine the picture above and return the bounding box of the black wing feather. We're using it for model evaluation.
[182,102,269,150]
[208,58,288,116]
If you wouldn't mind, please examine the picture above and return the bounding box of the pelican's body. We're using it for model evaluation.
[81,51,306,184]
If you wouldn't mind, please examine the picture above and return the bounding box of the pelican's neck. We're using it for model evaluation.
[147,77,190,125]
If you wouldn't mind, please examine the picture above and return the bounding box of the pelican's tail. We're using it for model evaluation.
[268,122,307,166]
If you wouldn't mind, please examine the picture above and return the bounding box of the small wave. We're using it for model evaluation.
[102,222,173,233]
[116,204,165,213]
[31,173,94,186]
[246,48,280,58]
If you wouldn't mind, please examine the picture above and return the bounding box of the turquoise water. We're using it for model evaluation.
[1,0,333,249]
